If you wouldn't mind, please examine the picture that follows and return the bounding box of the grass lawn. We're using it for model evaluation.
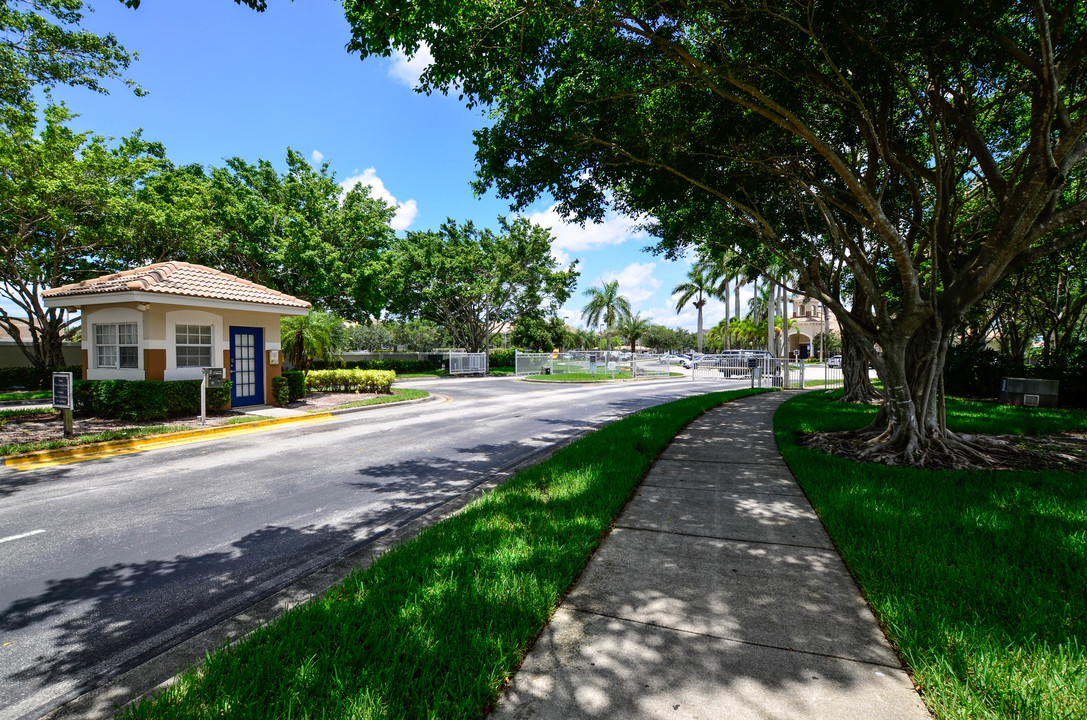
[121,388,770,720]
[0,424,193,456]
[322,388,430,411]
[0,390,51,402]
[0,407,55,420]
[775,391,1087,720]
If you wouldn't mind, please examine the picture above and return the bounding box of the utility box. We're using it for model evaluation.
[1000,377,1059,408]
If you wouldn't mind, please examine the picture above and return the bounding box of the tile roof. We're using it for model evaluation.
[43,262,312,309]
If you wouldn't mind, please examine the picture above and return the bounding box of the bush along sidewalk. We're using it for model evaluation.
[121,388,772,720]
[775,391,1087,720]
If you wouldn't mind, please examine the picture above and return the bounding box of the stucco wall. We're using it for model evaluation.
[79,301,284,404]
[0,343,82,368]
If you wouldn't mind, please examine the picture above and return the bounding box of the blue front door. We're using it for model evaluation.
[230,326,263,406]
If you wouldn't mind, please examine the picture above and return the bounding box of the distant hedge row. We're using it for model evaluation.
[73,379,232,422]
[0,365,82,391]
[305,369,395,394]
[311,358,440,373]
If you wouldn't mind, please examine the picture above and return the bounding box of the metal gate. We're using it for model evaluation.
[449,352,488,375]
[691,354,805,389]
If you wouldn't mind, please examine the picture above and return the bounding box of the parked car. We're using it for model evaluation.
[827,355,843,368]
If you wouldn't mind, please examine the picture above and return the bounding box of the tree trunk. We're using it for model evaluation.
[766,279,775,352]
[840,331,879,403]
[723,279,731,350]
[696,300,704,353]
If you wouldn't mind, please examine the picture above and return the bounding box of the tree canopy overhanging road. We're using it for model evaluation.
[0,376,738,720]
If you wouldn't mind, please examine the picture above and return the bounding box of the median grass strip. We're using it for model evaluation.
[324,388,430,411]
[121,388,770,720]
[775,392,1087,720]
[0,390,51,402]
[1,425,192,457]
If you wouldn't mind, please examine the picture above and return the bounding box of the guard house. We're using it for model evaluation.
[42,262,311,407]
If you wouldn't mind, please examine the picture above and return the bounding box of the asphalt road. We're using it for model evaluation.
[0,375,744,720]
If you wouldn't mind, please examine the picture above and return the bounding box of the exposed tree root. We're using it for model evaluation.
[802,429,1087,471]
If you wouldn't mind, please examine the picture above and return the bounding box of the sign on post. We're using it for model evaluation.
[204,367,225,388]
[52,371,74,437]
[52,372,73,410]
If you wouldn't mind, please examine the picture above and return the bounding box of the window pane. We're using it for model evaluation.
[97,346,117,368]
[95,324,117,345]
[118,323,139,345]
[119,346,139,368]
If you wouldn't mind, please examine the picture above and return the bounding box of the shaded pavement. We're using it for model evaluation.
[492,391,932,720]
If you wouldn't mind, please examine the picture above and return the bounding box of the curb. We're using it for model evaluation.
[2,392,441,469]
[2,413,334,469]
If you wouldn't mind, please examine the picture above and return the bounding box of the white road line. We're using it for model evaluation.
[0,529,45,544]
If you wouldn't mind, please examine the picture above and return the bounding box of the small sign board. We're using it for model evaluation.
[52,372,73,410]
[203,367,225,388]
[746,358,760,369]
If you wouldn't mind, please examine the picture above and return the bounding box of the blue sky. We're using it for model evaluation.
[38,0,751,332]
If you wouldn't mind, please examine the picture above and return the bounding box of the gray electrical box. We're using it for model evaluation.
[204,367,225,388]
[1000,377,1058,408]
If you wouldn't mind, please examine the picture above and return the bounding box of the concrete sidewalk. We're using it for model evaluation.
[492,391,931,720]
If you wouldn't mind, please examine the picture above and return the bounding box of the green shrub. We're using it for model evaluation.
[305,369,396,393]
[271,376,290,406]
[283,370,306,400]
[0,365,82,391]
[311,357,442,372]
[73,379,233,419]
[488,348,516,367]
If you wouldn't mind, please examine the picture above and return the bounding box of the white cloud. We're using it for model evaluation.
[601,261,662,306]
[527,204,647,265]
[387,43,434,89]
[340,167,418,232]
[311,149,324,164]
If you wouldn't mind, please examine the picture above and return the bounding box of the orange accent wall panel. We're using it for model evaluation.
[144,349,166,381]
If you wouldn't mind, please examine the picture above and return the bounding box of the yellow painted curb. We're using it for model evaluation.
[3,413,334,469]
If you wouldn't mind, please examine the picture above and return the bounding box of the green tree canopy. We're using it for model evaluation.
[0,102,165,369]
[1,0,142,111]
[201,148,396,320]
[344,0,1087,464]
[383,217,578,353]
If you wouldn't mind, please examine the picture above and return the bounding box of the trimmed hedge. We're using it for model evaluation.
[305,369,395,394]
[311,358,441,373]
[488,348,516,368]
[73,379,232,421]
[283,370,306,400]
[0,365,82,391]
[271,376,290,406]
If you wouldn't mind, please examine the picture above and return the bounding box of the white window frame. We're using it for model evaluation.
[175,323,213,369]
[164,310,223,381]
[94,322,140,369]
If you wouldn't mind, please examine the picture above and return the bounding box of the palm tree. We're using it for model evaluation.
[281,311,344,371]
[673,264,719,353]
[581,280,631,351]
[615,312,652,352]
